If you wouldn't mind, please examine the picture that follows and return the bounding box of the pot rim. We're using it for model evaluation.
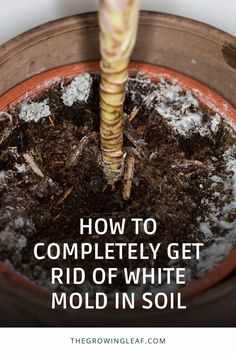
[1,11,234,51]
[1,11,235,105]
[0,61,236,305]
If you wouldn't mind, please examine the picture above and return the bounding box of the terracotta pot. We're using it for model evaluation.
[0,61,236,318]
[0,11,236,325]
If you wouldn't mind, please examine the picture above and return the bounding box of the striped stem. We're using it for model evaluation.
[99,0,139,185]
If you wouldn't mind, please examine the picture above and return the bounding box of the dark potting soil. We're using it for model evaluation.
[0,73,236,296]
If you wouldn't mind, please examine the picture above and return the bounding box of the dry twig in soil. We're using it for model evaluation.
[128,106,141,123]
[67,136,90,167]
[124,121,149,161]
[67,133,98,168]
[57,186,74,205]
[123,154,135,200]
[23,153,44,178]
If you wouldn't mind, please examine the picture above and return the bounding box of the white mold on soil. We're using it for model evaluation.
[128,73,236,281]
[130,74,225,137]
[224,144,236,199]
[19,99,51,122]
[14,163,28,174]
[199,222,213,238]
[189,145,236,276]
[0,169,36,264]
[61,73,92,107]
[0,203,35,265]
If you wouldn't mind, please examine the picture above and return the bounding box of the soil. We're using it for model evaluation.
[0,73,236,297]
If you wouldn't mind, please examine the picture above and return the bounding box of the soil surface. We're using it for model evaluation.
[0,73,236,297]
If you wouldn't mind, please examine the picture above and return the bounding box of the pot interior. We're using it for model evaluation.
[0,61,236,303]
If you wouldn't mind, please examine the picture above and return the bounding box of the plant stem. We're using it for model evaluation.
[99,0,139,185]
